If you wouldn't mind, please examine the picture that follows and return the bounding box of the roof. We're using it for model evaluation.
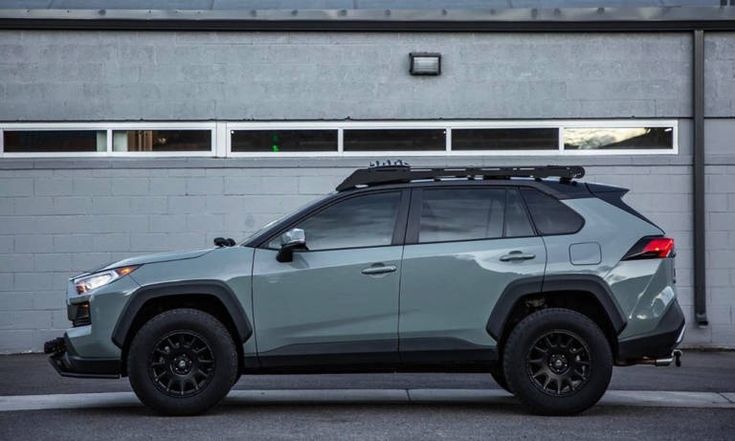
[0,0,733,31]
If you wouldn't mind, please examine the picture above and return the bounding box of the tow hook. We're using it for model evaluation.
[673,349,682,367]
[43,337,65,355]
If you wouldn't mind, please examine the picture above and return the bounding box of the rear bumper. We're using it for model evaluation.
[616,300,686,365]
[44,335,120,379]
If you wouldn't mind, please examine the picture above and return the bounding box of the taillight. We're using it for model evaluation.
[622,237,675,260]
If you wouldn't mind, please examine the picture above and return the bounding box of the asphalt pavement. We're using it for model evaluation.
[2,350,734,396]
[1,350,733,440]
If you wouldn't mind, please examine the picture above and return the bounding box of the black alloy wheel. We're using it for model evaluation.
[526,330,591,396]
[149,331,216,397]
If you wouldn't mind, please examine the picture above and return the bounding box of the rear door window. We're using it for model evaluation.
[417,188,506,243]
[505,189,535,237]
[520,188,584,235]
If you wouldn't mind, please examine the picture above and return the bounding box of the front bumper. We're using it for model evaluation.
[44,335,120,379]
[616,300,686,365]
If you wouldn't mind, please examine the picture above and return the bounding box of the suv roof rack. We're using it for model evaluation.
[336,165,585,192]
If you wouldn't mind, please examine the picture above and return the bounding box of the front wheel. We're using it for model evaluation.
[127,308,238,416]
[503,308,612,416]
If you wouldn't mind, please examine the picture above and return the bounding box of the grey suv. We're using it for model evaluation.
[44,165,685,416]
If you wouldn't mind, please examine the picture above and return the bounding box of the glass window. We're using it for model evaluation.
[505,189,535,237]
[520,188,583,235]
[112,130,210,152]
[283,192,401,251]
[344,129,445,152]
[3,130,106,153]
[452,128,558,151]
[418,188,506,243]
[563,127,673,150]
[231,130,337,153]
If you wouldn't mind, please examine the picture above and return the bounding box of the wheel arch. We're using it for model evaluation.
[487,275,627,353]
[112,280,253,374]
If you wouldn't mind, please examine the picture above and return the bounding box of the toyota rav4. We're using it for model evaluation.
[44,165,685,416]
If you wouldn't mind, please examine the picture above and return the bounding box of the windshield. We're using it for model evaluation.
[239,194,331,245]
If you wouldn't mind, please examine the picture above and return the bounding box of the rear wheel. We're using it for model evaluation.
[503,308,612,415]
[127,308,238,416]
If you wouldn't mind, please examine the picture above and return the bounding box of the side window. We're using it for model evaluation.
[418,188,505,243]
[275,192,401,251]
[520,188,584,235]
[505,189,535,237]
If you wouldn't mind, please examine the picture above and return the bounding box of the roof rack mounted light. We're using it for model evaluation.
[336,165,586,192]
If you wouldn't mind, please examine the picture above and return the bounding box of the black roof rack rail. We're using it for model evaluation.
[336,165,585,192]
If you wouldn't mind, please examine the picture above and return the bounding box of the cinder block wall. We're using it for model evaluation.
[0,30,734,352]
[0,152,712,353]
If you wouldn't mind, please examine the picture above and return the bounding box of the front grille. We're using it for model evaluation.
[68,302,91,327]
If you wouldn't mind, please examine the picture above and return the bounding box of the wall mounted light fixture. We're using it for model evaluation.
[409,52,441,76]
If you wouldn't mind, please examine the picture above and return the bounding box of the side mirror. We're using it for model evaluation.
[276,228,306,263]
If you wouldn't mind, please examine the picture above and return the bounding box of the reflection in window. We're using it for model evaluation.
[452,128,558,150]
[419,189,506,243]
[231,130,337,153]
[520,188,584,235]
[563,127,673,150]
[112,130,211,152]
[344,129,445,151]
[292,192,400,251]
[3,130,106,153]
[505,189,535,238]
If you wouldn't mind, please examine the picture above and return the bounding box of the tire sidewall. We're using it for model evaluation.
[503,309,612,415]
[127,309,238,416]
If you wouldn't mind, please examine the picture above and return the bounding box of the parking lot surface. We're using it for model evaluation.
[1,351,733,440]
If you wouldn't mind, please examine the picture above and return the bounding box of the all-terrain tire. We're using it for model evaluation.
[503,308,612,416]
[489,364,512,393]
[127,308,238,416]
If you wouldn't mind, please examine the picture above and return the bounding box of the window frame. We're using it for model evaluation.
[0,119,678,158]
[0,122,217,158]
[228,124,339,157]
[559,120,677,155]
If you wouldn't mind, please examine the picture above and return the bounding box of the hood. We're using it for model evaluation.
[88,248,215,274]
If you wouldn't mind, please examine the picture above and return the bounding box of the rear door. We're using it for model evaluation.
[398,186,546,361]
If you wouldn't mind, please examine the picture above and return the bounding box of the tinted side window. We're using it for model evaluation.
[505,189,535,237]
[520,188,584,235]
[286,192,401,251]
[418,189,505,243]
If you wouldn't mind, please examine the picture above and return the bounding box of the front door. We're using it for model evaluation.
[399,186,547,362]
[252,190,408,368]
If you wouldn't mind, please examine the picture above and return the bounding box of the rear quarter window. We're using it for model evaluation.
[520,188,584,235]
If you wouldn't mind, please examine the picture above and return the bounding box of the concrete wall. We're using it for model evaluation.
[0,31,692,120]
[0,30,733,352]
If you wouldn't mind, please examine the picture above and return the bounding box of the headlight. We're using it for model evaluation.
[74,265,139,295]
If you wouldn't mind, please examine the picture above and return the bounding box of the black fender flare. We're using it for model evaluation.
[111,280,253,349]
[486,274,627,342]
